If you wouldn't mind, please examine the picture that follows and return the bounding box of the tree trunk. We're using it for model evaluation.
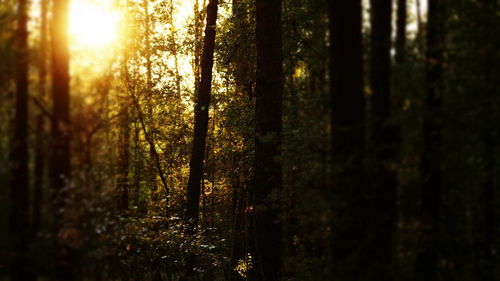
[185,0,218,234]
[50,0,74,279]
[481,4,498,279]
[183,0,219,279]
[50,0,71,206]
[415,1,446,281]
[369,0,397,279]
[248,0,283,280]
[9,0,31,280]
[329,1,366,280]
[396,0,407,63]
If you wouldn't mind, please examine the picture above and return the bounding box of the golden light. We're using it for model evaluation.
[69,0,119,48]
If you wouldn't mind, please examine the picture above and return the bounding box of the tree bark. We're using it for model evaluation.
[415,1,446,281]
[396,0,407,63]
[50,0,74,280]
[185,0,218,233]
[329,1,366,280]
[183,0,219,279]
[9,0,31,280]
[248,0,283,280]
[50,0,71,204]
[369,0,397,279]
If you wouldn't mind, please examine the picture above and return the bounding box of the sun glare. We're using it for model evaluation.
[69,0,119,48]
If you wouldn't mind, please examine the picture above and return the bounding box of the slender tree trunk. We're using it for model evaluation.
[396,0,407,63]
[329,1,366,280]
[481,5,498,279]
[183,0,219,279]
[185,0,218,233]
[248,0,283,280]
[369,0,397,280]
[50,0,71,207]
[9,0,31,280]
[482,159,494,281]
[50,0,74,279]
[394,0,408,278]
[415,1,446,281]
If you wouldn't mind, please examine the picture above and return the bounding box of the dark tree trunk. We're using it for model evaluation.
[415,1,446,281]
[50,0,71,206]
[50,0,74,280]
[370,0,392,120]
[482,164,494,281]
[481,4,498,279]
[183,0,219,279]
[396,0,407,63]
[185,0,218,234]
[329,0,366,280]
[9,0,31,280]
[248,0,283,280]
[369,0,397,280]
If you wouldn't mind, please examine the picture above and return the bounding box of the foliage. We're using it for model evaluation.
[1,0,499,280]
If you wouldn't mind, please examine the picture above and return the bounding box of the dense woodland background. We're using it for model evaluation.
[0,0,499,280]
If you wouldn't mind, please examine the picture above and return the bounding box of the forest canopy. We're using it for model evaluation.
[0,0,499,281]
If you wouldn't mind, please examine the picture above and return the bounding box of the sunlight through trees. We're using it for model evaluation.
[0,0,499,280]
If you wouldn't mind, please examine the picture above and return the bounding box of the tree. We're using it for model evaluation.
[50,0,71,203]
[183,0,219,279]
[9,0,31,280]
[328,0,366,280]
[183,0,218,280]
[369,0,397,279]
[396,0,407,63]
[186,0,219,235]
[415,1,446,280]
[248,0,283,280]
[50,0,74,279]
